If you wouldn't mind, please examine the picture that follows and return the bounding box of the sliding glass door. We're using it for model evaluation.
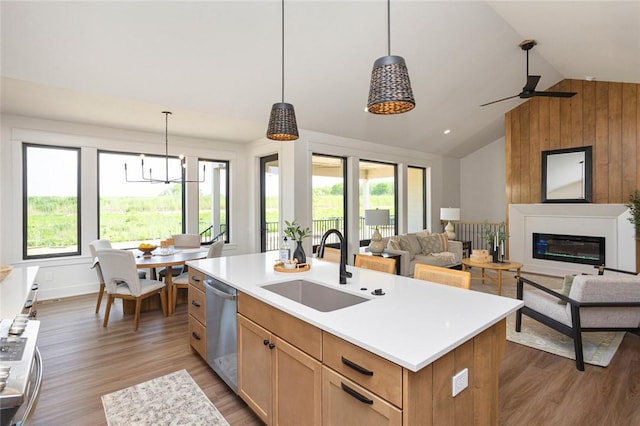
[311,154,347,249]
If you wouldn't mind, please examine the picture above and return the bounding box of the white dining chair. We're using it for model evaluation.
[96,248,167,331]
[89,239,112,313]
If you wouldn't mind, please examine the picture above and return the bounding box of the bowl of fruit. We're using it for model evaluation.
[138,243,157,257]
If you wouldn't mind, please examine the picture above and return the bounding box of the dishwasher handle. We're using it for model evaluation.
[204,279,237,301]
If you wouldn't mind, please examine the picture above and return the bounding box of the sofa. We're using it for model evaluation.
[380,231,463,277]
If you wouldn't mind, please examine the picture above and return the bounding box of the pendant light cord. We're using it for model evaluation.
[281,0,285,103]
[387,0,391,56]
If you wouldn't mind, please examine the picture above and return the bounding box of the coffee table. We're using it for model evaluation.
[461,258,523,296]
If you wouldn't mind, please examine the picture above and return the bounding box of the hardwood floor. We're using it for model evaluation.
[28,293,640,425]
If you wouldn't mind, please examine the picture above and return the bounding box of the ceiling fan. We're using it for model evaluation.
[480,40,576,107]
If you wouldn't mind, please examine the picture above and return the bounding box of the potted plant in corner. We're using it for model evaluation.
[284,219,312,263]
[625,190,640,239]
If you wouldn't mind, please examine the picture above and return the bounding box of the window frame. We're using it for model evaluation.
[97,149,185,247]
[22,143,82,259]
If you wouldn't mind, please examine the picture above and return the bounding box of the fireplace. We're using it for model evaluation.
[533,233,605,266]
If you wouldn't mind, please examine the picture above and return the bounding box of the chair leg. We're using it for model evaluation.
[515,309,522,332]
[160,289,168,317]
[173,285,178,312]
[103,295,113,328]
[95,283,105,313]
[570,304,585,371]
[133,298,142,331]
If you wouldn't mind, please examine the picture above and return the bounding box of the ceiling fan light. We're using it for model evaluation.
[367,55,415,115]
[267,102,299,141]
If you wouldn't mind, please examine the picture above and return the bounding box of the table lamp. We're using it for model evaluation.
[440,207,460,240]
[365,209,390,254]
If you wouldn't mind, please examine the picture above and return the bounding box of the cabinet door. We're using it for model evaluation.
[273,336,322,426]
[238,315,272,425]
[322,366,402,426]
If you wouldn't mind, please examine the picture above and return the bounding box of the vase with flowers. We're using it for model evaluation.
[480,221,509,262]
[284,219,312,264]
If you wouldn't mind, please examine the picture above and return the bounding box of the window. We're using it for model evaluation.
[260,154,279,251]
[98,151,183,247]
[23,143,80,259]
[312,155,347,248]
[407,166,426,232]
[198,159,229,243]
[359,160,397,243]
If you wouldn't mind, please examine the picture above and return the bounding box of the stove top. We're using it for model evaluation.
[0,318,40,407]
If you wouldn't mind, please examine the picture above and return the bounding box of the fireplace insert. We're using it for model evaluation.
[533,233,605,266]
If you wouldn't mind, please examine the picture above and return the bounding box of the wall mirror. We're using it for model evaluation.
[541,146,592,203]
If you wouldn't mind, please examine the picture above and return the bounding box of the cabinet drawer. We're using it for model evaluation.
[322,366,402,426]
[189,269,205,292]
[323,332,402,408]
[188,285,206,325]
[189,316,207,359]
[238,292,322,360]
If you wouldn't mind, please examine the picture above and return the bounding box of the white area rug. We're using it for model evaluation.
[470,271,625,367]
[102,369,229,426]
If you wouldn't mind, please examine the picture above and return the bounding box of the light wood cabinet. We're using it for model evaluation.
[322,366,402,426]
[188,269,206,358]
[236,291,506,425]
[237,312,322,426]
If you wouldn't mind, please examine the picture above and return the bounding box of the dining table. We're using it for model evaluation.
[134,248,208,315]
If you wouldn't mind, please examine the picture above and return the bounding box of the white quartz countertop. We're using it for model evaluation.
[187,252,523,372]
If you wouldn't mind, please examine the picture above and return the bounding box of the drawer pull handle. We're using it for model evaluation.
[191,300,201,308]
[341,356,374,376]
[341,383,373,405]
[191,275,201,282]
[191,332,201,341]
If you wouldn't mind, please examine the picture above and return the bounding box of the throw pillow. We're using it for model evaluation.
[387,237,400,251]
[417,234,443,255]
[557,274,575,305]
[405,234,422,257]
[436,232,449,252]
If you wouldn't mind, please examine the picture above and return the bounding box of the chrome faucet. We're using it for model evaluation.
[317,229,352,284]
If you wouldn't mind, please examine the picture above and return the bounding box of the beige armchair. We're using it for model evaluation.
[516,270,640,370]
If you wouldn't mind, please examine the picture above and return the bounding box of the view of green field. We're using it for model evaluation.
[26,184,393,251]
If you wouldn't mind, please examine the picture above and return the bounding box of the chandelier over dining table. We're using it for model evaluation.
[124,111,205,184]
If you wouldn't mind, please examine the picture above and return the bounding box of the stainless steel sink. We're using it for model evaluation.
[261,280,370,312]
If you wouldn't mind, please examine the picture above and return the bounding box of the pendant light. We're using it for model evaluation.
[266,0,299,141]
[124,111,205,184]
[367,0,415,114]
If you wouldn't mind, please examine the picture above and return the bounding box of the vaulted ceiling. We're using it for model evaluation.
[2,1,638,158]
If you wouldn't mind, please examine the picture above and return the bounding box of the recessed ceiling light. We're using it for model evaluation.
[444,129,451,135]
[585,76,596,81]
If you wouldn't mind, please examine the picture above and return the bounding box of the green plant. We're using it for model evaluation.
[284,219,311,241]
[480,221,509,247]
[625,190,640,238]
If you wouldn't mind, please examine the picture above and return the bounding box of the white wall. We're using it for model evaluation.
[460,137,506,223]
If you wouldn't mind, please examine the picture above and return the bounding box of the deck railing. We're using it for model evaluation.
[263,219,501,253]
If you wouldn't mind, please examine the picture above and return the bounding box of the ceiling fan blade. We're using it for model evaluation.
[532,91,577,98]
[480,94,520,107]
[523,75,541,92]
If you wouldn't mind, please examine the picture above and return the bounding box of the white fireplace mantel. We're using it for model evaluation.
[509,204,635,276]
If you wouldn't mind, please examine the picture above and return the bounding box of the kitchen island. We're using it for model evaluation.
[187,252,522,425]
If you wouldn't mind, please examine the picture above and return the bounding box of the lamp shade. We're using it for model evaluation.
[367,56,415,115]
[365,209,390,226]
[440,208,460,221]
[267,102,299,141]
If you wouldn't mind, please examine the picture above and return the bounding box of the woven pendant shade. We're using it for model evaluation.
[367,55,415,114]
[267,102,299,141]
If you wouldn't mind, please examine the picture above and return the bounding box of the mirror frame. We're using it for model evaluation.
[541,146,592,203]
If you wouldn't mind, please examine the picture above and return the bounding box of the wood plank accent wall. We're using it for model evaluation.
[505,79,640,269]
[506,79,639,206]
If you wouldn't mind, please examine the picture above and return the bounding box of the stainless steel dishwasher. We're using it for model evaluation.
[204,276,238,393]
